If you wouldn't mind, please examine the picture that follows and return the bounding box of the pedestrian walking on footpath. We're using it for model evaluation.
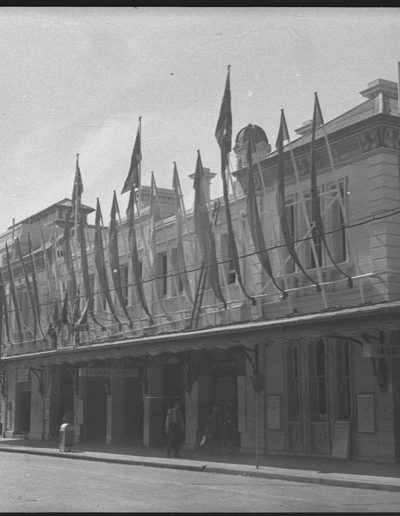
[165,399,184,458]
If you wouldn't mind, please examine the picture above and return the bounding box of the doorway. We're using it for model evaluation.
[19,390,31,433]
[123,377,143,444]
[85,378,107,441]
[286,339,352,455]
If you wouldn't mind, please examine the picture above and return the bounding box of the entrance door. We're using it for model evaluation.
[123,377,143,444]
[20,391,31,433]
[162,363,184,443]
[85,378,107,441]
[286,339,352,455]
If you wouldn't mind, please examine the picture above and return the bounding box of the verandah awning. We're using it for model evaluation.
[2,300,400,368]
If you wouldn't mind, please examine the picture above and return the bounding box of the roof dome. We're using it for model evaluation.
[235,124,269,147]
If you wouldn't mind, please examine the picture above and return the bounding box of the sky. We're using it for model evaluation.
[1,6,400,229]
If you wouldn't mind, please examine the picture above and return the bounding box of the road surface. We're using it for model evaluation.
[1,452,400,512]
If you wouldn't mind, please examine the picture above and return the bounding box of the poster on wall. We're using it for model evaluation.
[356,393,375,433]
[267,394,281,430]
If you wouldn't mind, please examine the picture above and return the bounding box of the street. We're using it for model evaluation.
[1,453,400,512]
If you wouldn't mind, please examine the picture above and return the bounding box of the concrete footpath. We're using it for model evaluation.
[1,437,400,493]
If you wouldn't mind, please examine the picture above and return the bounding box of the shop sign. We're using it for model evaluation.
[79,368,138,378]
[363,342,400,359]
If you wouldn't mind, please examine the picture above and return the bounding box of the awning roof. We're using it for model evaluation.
[2,300,400,368]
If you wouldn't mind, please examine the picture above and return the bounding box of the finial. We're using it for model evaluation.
[281,108,284,113]
[139,116,142,122]
[227,64,231,71]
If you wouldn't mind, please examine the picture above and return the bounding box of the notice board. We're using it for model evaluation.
[266,394,281,430]
[356,393,375,433]
[332,420,351,458]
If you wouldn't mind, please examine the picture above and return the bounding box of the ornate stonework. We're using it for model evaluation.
[235,122,400,195]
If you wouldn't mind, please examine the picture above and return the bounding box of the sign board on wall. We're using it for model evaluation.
[266,394,281,430]
[356,393,375,433]
[363,342,400,359]
[78,368,138,378]
[332,420,351,458]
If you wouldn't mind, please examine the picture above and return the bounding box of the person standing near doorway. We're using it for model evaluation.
[165,399,184,458]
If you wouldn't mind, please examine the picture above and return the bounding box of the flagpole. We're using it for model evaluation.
[136,180,171,330]
[398,61,400,116]
[251,132,293,311]
[137,117,142,214]
[113,191,144,333]
[27,234,45,339]
[148,173,176,325]
[284,112,328,308]
[10,219,24,343]
[317,103,365,303]
[227,159,262,308]
[15,237,37,341]
[74,154,80,247]
[174,162,197,302]
[152,172,187,325]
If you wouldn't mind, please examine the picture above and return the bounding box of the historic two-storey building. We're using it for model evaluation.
[1,77,400,463]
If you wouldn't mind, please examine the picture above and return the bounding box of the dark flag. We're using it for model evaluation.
[27,234,44,337]
[51,299,61,335]
[39,225,54,295]
[0,269,11,344]
[62,212,78,318]
[72,290,81,346]
[215,67,255,305]
[215,66,232,167]
[76,298,90,330]
[108,191,133,328]
[245,126,287,299]
[310,93,353,287]
[127,188,154,325]
[94,199,121,328]
[0,276,3,348]
[15,237,37,340]
[5,242,23,343]
[172,163,193,304]
[76,210,105,330]
[275,111,321,291]
[72,153,83,234]
[148,172,160,274]
[121,118,142,194]
[193,150,226,308]
[61,291,69,325]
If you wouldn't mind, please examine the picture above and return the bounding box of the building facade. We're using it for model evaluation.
[1,78,400,463]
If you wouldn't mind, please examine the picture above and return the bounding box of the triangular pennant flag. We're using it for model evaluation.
[121,119,142,194]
